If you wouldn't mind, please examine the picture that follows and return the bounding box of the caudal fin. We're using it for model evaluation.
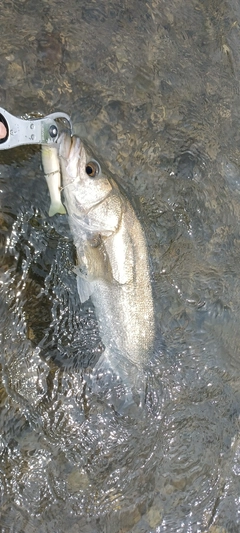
[90,349,146,412]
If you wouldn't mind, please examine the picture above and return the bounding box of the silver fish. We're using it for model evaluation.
[58,132,155,391]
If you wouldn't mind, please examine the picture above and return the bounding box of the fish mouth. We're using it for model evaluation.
[58,132,82,161]
[58,132,85,187]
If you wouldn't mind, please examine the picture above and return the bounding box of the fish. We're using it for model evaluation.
[57,132,155,394]
[41,145,66,216]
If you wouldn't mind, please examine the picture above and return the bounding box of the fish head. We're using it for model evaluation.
[58,133,112,214]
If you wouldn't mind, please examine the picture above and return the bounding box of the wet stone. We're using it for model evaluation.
[67,468,90,493]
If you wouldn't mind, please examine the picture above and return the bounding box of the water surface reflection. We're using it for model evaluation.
[1,0,240,532]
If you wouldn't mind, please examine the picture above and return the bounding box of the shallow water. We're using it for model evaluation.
[1,0,240,532]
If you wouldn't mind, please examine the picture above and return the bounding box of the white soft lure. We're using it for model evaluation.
[41,145,66,216]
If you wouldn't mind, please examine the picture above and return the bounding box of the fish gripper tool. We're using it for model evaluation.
[0,107,72,150]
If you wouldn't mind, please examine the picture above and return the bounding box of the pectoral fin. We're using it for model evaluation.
[83,239,113,283]
[76,274,93,303]
[75,239,112,301]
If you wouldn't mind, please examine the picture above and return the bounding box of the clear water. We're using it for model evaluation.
[1,0,240,531]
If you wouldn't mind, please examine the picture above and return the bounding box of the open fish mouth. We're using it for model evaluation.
[57,132,85,187]
[58,132,82,161]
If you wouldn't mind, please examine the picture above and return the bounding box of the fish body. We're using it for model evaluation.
[41,145,66,216]
[57,133,155,389]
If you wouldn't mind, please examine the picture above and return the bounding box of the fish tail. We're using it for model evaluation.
[90,349,146,412]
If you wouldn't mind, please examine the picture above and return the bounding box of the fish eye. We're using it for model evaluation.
[85,160,101,178]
